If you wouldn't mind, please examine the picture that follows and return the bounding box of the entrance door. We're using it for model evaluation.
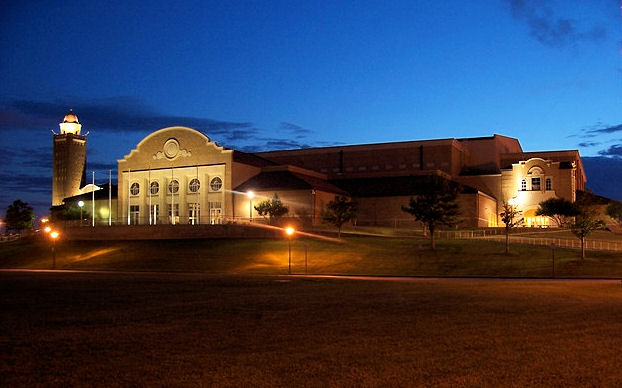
[210,208,222,224]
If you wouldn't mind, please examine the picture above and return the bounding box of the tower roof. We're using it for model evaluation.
[62,109,80,124]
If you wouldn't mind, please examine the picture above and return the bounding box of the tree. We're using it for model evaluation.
[322,195,358,238]
[606,201,622,226]
[571,199,605,260]
[4,200,34,233]
[535,197,578,228]
[401,177,459,250]
[254,194,289,225]
[499,202,523,255]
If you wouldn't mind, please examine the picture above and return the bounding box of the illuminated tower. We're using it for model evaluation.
[52,110,87,206]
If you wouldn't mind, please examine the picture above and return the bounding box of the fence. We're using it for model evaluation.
[437,230,622,252]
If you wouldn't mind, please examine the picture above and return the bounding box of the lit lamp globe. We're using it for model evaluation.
[78,200,85,223]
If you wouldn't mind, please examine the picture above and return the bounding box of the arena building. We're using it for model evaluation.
[53,112,586,228]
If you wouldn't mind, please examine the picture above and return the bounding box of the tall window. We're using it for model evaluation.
[188,203,200,225]
[150,181,159,195]
[210,177,222,191]
[150,204,159,225]
[189,178,200,193]
[545,178,552,191]
[209,201,222,224]
[531,177,541,191]
[130,205,140,225]
[168,204,179,224]
[130,182,140,196]
[520,179,527,191]
[168,179,179,194]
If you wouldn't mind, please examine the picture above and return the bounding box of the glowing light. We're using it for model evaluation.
[50,231,59,240]
[285,226,295,236]
[247,191,255,199]
[44,226,52,233]
[78,201,84,208]
[41,218,49,223]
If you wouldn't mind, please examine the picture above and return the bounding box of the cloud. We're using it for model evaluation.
[508,0,606,47]
[578,141,600,148]
[598,144,622,158]
[586,123,622,135]
[279,122,313,139]
[0,97,257,141]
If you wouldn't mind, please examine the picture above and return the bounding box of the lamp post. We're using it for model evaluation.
[285,226,295,274]
[247,191,254,222]
[50,230,59,269]
[78,200,84,226]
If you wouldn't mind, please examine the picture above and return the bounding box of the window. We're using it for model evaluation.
[168,204,180,224]
[168,179,179,194]
[545,178,552,191]
[150,181,159,195]
[130,205,140,225]
[189,178,200,193]
[188,203,200,225]
[531,177,541,191]
[210,177,222,191]
[150,204,159,225]
[130,182,140,196]
[209,202,222,224]
[520,179,526,191]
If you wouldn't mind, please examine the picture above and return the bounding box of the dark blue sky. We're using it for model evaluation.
[1,0,621,217]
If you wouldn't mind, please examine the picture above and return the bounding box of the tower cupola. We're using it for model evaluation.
[59,109,82,135]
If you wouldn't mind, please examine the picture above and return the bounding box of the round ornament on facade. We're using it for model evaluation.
[150,181,159,195]
[163,138,180,159]
[210,177,222,191]
[189,178,200,193]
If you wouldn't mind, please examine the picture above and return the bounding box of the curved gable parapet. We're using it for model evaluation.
[118,126,232,168]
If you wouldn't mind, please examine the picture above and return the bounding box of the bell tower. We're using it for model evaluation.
[52,110,87,206]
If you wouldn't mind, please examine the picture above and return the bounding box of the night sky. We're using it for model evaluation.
[1,0,621,218]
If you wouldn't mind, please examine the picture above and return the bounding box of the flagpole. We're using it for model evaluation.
[171,167,175,225]
[92,171,95,227]
[148,166,152,225]
[108,169,112,226]
[127,168,131,225]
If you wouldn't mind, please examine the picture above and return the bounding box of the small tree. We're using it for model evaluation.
[4,200,34,233]
[254,194,289,225]
[499,202,523,255]
[571,200,605,260]
[606,201,622,226]
[401,177,459,250]
[535,197,577,228]
[322,195,358,238]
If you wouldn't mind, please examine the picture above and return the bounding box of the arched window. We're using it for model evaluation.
[150,181,159,195]
[168,179,179,194]
[130,182,140,196]
[189,178,200,193]
[210,177,222,192]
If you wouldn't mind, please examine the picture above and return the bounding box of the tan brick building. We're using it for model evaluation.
[54,116,585,228]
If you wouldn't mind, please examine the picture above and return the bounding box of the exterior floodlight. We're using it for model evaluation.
[50,231,59,239]
[247,191,255,222]
[285,226,295,274]
[44,226,52,233]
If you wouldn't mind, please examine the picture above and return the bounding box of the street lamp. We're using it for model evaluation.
[50,230,59,269]
[285,226,295,274]
[78,201,84,226]
[247,191,255,222]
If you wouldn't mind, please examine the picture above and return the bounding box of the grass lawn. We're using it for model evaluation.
[2,234,622,278]
[2,272,622,386]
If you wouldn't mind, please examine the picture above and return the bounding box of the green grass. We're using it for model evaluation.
[3,234,622,278]
[3,272,622,386]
